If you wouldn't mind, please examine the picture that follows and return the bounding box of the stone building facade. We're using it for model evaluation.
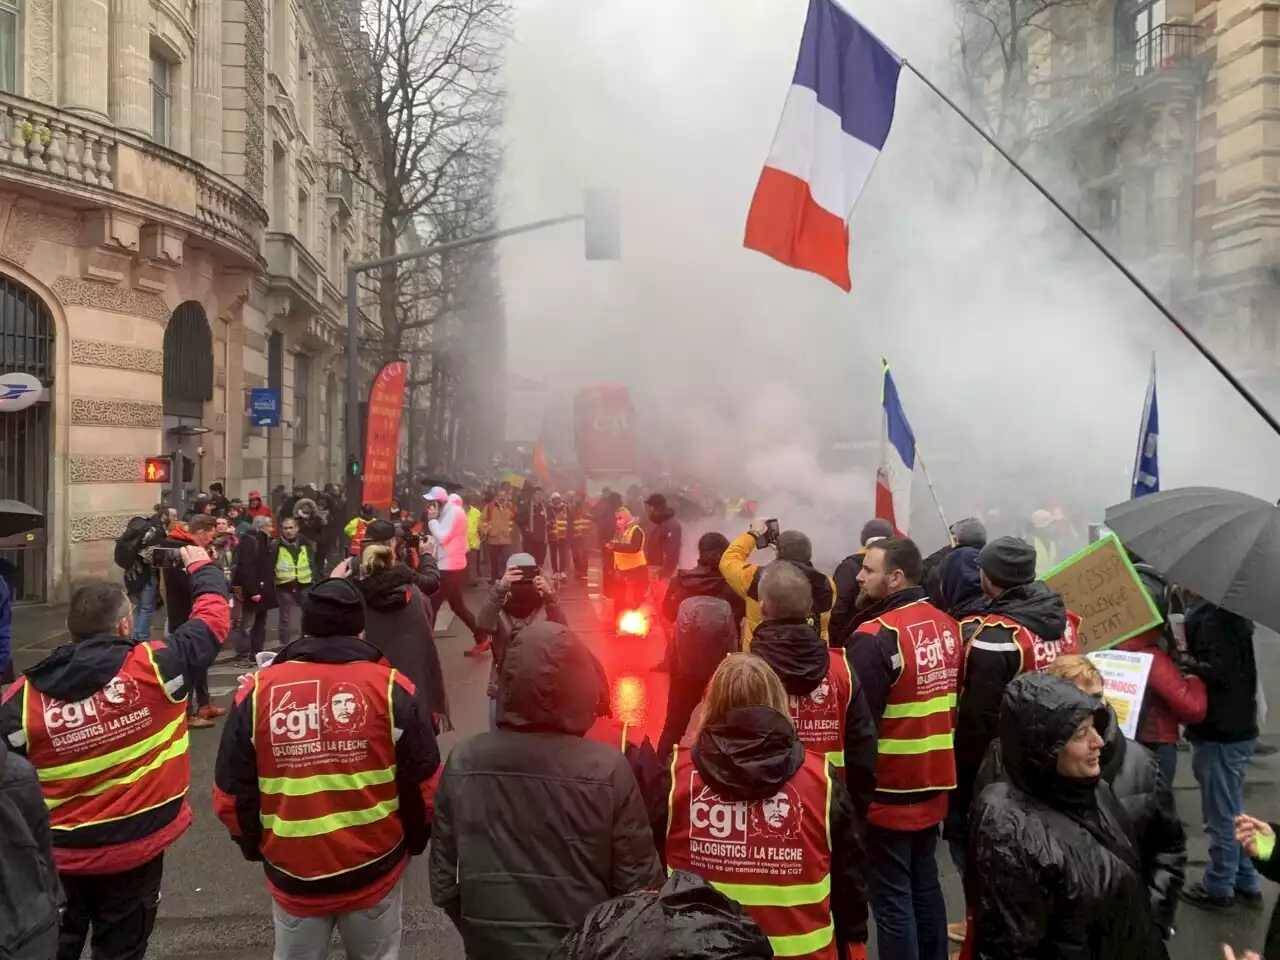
[0,0,381,601]
[1022,0,1280,402]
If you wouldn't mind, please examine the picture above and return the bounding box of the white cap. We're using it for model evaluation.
[426,486,449,502]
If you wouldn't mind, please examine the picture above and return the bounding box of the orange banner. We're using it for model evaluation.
[362,360,408,509]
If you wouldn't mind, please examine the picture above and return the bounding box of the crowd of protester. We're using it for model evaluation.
[0,472,1276,960]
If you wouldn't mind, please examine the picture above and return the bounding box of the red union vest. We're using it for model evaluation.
[788,651,851,782]
[348,519,369,557]
[965,610,1081,674]
[865,600,962,797]
[666,746,836,960]
[21,643,190,836]
[251,660,403,883]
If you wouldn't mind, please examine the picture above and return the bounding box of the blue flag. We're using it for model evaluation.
[1131,356,1159,498]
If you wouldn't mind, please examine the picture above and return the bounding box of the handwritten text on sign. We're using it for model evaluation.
[1043,534,1161,654]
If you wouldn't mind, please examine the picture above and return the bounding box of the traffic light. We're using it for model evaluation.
[347,455,360,477]
[143,457,172,484]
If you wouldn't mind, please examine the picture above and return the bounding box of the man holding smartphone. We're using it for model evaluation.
[426,487,489,656]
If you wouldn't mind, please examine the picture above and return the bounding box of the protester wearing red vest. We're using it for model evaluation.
[947,536,1080,880]
[849,538,961,960]
[662,652,867,960]
[213,578,439,958]
[0,546,230,960]
[748,561,878,820]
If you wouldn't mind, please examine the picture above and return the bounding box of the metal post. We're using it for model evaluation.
[341,213,587,520]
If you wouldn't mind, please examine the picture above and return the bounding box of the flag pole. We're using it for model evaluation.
[914,445,952,546]
[897,58,1280,441]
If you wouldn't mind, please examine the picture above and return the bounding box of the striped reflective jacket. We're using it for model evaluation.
[666,746,837,959]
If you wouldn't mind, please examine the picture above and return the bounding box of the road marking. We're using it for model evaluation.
[209,686,236,699]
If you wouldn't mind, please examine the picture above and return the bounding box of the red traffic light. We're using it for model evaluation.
[144,457,171,484]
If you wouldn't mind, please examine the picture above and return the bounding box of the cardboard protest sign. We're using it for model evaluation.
[1043,533,1161,654]
[1087,650,1155,739]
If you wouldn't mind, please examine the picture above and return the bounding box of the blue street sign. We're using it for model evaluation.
[249,387,281,427]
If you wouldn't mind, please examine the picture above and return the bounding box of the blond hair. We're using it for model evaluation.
[360,543,396,577]
[699,653,793,733]
[1045,654,1103,690]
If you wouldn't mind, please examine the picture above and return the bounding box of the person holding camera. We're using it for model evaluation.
[720,518,836,647]
[156,513,222,728]
[0,545,229,960]
[476,555,566,732]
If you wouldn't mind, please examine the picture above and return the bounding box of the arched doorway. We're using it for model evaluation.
[163,301,213,507]
[0,274,53,602]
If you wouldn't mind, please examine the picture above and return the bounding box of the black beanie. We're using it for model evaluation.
[977,536,1038,588]
[302,578,366,638]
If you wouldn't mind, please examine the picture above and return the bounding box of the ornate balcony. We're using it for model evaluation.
[0,92,267,269]
[265,231,326,315]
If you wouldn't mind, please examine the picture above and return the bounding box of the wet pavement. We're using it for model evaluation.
[8,575,1280,958]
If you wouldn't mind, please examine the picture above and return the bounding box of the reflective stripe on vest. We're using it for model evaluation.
[965,611,1080,675]
[275,545,313,585]
[349,519,368,556]
[550,511,569,541]
[572,514,592,537]
[872,600,961,794]
[613,525,647,571]
[22,644,190,832]
[252,663,403,881]
[665,745,836,959]
[787,650,851,781]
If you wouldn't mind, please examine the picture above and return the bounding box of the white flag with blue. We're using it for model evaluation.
[1131,356,1159,499]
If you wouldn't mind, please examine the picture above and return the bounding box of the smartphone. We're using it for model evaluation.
[518,565,539,582]
[765,519,779,543]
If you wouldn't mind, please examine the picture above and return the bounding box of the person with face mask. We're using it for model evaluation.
[969,673,1168,960]
[475,554,566,731]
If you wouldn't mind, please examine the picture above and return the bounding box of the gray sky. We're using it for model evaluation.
[496,0,1280,550]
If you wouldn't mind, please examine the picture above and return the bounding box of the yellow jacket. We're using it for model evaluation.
[719,532,836,648]
[467,507,482,551]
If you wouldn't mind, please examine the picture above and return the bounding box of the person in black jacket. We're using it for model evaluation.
[970,655,1186,940]
[157,513,221,727]
[920,517,987,609]
[0,739,61,960]
[656,596,739,760]
[230,515,276,669]
[660,533,746,631]
[828,518,894,646]
[970,672,1169,960]
[429,620,662,960]
[936,545,988,621]
[750,567,878,821]
[644,494,683,584]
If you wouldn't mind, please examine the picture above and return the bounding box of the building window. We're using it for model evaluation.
[329,222,340,281]
[1094,187,1120,231]
[1117,0,1167,73]
[271,142,287,229]
[298,45,312,136]
[294,353,311,447]
[298,187,310,247]
[271,0,288,77]
[151,52,172,146]
[0,0,19,94]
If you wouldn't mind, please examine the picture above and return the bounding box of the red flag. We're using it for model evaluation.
[532,442,551,485]
[362,360,408,509]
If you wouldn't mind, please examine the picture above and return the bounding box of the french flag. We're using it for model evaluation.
[876,361,916,535]
[744,0,901,291]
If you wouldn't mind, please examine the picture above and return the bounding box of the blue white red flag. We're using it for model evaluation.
[1131,355,1159,499]
[744,0,901,291]
[876,360,916,534]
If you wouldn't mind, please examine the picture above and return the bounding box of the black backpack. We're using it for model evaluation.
[114,516,162,571]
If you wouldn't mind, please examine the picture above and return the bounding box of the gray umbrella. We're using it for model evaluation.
[1104,486,1280,631]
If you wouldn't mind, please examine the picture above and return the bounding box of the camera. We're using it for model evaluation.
[149,546,185,569]
[518,565,539,582]
[758,519,780,549]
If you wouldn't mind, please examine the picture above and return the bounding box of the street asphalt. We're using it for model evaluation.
[9,575,1280,959]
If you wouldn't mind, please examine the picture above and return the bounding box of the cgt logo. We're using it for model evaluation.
[909,620,948,672]
[268,680,321,744]
[42,694,100,731]
[689,784,747,843]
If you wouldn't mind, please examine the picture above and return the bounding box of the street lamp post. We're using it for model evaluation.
[343,205,616,518]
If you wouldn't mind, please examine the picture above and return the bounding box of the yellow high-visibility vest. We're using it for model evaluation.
[275,544,313,585]
[613,525,647,571]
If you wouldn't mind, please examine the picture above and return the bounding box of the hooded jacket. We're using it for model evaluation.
[661,564,746,632]
[356,565,450,732]
[646,508,683,580]
[752,618,878,820]
[0,739,61,960]
[952,581,1071,837]
[656,597,739,760]
[0,560,230,875]
[937,546,989,621]
[429,621,662,960]
[969,673,1169,960]
[971,704,1186,938]
[659,705,869,948]
[428,494,470,572]
[720,533,836,644]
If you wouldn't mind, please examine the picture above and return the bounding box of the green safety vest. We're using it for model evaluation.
[275,544,312,585]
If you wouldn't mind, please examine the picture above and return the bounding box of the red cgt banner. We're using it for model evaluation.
[362,360,408,509]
